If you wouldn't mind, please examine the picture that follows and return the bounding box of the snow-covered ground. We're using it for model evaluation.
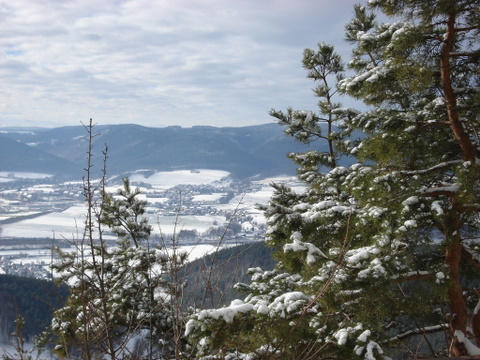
[1,204,91,239]
[129,169,230,189]
[0,171,53,182]
[0,170,303,268]
[1,170,303,239]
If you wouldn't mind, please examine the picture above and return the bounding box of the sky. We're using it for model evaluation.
[0,0,362,129]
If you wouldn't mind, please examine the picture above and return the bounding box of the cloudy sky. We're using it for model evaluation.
[1,0,362,129]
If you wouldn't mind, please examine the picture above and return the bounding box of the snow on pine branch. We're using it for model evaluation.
[454,331,480,356]
[284,232,328,265]
[386,323,448,342]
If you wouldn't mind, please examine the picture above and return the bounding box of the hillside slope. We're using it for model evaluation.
[0,134,79,177]
[1,123,319,178]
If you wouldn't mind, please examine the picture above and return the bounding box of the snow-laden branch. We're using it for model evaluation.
[391,270,432,283]
[422,184,460,197]
[386,323,448,342]
[284,232,329,265]
[454,330,480,356]
[397,160,463,176]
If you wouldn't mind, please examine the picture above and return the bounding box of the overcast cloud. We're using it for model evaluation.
[1,0,361,128]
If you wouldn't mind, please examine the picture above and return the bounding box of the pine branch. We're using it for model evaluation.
[391,270,433,283]
[450,50,480,58]
[397,160,463,176]
[386,323,448,342]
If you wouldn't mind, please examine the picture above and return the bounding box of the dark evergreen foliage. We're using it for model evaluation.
[0,274,68,341]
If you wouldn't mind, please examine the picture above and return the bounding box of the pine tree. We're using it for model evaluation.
[50,122,182,359]
[185,1,480,359]
[338,1,480,356]
[100,177,151,248]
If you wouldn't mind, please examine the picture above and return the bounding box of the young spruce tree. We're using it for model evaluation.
[186,1,480,359]
[51,121,180,359]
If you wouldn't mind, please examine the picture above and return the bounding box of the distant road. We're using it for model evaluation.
[0,237,71,249]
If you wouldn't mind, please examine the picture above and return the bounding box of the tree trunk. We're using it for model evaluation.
[440,13,476,164]
[472,311,480,345]
[445,214,469,356]
[440,10,477,356]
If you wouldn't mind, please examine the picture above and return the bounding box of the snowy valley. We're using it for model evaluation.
[0,169,303,279]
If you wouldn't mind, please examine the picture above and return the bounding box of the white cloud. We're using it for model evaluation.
[0,0,360,128]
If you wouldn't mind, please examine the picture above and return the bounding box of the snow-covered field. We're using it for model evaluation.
[0,243,228,270]
[147,214,226,235]
[129,169,230,189]
[1,204,91,239]
[0,170,303,267]
[1,198,259,240]
[0,171,53,182]
[1,170,303,238]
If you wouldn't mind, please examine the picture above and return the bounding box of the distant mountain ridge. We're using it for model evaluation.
[0,134,79,176]
[0,123,324,179]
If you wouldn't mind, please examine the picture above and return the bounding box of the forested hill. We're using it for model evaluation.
[181,241,276,307]
[0,123,333,179]
[0,274,68,341]
[0,242,273,342]
[0,134,78,177]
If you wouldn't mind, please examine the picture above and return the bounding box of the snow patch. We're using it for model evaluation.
[283,232,327,265]
[196,299,254,323]
[454,330,480,355]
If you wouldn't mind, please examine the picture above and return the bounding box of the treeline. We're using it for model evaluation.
[0,274,68,342]
[0,241,274,346]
